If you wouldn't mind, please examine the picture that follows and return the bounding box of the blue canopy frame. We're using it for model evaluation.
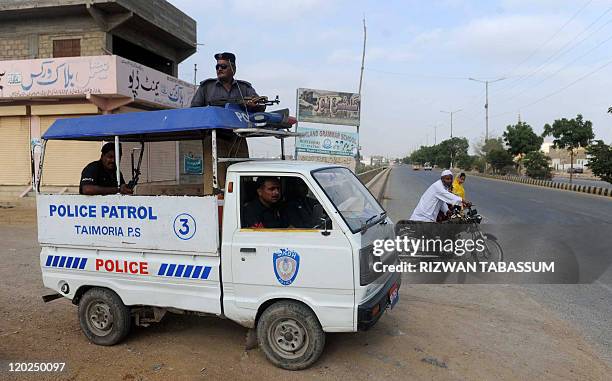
[35,105,299,193]
[42,106,250,142]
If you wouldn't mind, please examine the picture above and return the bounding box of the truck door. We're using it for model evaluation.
[228,174,355,329]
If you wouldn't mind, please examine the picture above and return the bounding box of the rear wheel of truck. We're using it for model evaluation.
[78,288,131,346]
[257,301,325,370]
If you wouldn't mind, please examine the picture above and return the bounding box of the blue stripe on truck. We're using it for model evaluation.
[44,255,87,270]
[157,263,211,280]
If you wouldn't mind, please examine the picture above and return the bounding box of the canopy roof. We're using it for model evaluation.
[42,106,250,142]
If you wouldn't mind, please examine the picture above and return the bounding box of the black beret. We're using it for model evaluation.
[214,52,236,63]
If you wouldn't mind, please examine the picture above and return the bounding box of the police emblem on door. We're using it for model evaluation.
[273,248,300,286]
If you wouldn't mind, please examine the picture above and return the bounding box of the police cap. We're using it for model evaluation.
[214,52,236,64]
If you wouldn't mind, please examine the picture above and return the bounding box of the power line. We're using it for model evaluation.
[364,68,469,80]
[496,7,612,97]
[501,28,612,104]
[499,0,593,79]
[491,56,612,119]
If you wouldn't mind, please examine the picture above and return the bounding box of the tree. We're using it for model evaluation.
[438,137,469,168]
[487,148,514,174]
[586,141,612,184]
[472,156,487,173]
[409,145,436,165]
[523,151,552,179]
[503,122,543,174]
[456,154,476,171]
[474,137,504,157]
[542,114,594,184]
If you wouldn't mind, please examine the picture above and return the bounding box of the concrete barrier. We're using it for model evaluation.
[469,172,612,198]
[364,167,391,202]
[357,167,387,185]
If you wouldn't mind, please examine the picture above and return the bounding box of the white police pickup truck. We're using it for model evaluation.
[36,105,400,370]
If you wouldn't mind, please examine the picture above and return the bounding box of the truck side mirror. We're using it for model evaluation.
[313,204,330,236]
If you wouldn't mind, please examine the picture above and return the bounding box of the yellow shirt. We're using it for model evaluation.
[452,179,465,199]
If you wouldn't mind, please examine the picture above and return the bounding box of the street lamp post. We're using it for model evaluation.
[440,109,462,138]
[440,109,462,169]
[468,77,505,141]
[430,124,439,145]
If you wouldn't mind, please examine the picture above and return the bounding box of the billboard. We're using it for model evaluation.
[297,154,356,171]
[296,126,358,157]
[0,55,196,109]
[297,88,360,126]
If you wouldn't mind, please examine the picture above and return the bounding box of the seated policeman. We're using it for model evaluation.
[80,142,133,196]
[283,179,320,228]
[242,177,288,228]
[190,52,265,112]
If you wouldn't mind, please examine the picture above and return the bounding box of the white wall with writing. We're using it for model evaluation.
[37,194,219,254]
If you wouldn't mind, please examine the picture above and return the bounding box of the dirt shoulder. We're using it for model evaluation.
[0,204,610,380]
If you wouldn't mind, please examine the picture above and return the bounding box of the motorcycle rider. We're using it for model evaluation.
[410,170,471,222]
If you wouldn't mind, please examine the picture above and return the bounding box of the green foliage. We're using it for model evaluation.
[472,156,487,173]
[487,148,514,173]
[523,151,552,179]
[406,137,469,169]
[503,121,543,158]
[456,154,476,171]
[586,141,612,184]
[475,137,505,157]
[542,114,594,152]
[437,137,469,168]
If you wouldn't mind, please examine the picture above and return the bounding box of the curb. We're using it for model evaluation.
[366,167,392,202]
[469,172,612,198]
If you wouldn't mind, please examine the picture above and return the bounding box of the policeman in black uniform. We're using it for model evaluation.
[190,52,265,112]
[80,142,133,195]
[242,177,288,228]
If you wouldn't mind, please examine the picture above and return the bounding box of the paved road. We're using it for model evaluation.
[382,164,612,364]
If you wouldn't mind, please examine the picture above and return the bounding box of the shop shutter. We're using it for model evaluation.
[40,115,100,186]
[0,116,31,185]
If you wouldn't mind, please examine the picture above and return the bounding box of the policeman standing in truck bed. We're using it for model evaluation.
[190,52,265,112]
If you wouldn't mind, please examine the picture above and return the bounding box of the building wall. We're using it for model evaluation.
[38,31,106,58]
[0,36,32,60]
[0,14,104,60]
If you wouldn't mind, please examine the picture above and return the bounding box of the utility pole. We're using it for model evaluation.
[468,77,505,141]
[356,17,367,171]
[440,109,462,138]
[440,109,462,169]
[430,124,438,145]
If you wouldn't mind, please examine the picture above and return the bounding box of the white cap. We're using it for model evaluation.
[441,169,453,177]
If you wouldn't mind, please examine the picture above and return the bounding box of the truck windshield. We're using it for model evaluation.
[312,167,385,233]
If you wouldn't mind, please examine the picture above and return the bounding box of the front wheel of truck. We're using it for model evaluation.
[78,288,131,346]
[257,301,325,370]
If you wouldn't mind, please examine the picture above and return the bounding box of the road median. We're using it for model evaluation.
[363,167,391,201]
[470,172,612,198]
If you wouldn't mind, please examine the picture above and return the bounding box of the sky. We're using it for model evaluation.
[168,0,612,158]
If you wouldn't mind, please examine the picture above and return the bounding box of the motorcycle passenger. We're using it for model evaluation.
[452,172,466,199]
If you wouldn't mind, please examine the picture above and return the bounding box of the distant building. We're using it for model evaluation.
[370,155,386,166]
[541,144,589,171]
[540,142,554,154]
[0,0,200,195]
